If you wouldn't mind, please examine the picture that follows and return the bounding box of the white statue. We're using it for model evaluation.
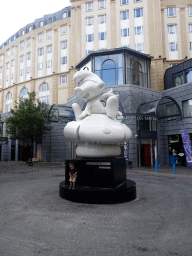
[64,70,132,157]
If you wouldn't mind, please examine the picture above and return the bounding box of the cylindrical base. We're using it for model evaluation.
[76,143,121,157]
[59,180,136,204]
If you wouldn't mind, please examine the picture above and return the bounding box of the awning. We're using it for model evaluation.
[137,96,182,120]
[48,104,75,122]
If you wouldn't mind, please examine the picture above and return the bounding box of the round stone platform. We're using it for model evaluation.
[59,179,136,204]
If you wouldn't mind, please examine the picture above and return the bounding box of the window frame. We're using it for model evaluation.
[60,75,67,84]
[167,7,176,17]
[86,2,93,11]
[61,56,67,65]
[98,14,106,24]
[120,11,129,20]
[134,8,143,18]
[98,0,106,9]
[86,17,94,26]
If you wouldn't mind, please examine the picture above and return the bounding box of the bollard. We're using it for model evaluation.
[173,164,176,174]
[155,145,158,173]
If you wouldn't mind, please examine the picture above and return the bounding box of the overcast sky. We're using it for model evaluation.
[0,0,71,45]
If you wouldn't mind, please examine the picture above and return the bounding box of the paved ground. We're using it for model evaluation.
[0,162,192,256]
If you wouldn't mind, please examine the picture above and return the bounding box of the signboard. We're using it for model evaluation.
[37,144,42,161]
[180,129,192,168]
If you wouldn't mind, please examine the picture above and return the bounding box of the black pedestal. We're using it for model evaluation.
[59,157,136,204]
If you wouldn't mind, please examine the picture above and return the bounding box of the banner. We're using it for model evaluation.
[180,130,192,168]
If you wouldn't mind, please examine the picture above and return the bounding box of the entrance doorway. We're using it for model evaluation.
[138,139,155,167]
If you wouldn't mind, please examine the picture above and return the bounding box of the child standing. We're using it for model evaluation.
[69,162,78,189]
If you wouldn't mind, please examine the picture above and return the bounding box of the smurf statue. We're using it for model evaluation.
[64,70,132,157]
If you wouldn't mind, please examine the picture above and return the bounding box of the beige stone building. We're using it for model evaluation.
[0,0,192,114]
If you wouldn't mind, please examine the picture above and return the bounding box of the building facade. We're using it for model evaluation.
[0,0,192,165]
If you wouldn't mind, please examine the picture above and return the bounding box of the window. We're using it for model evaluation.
[20,55,24,62]
[189,24,192,33]
[86,34,94,42]
[190,42,192,51]
[121,28,129,37]
[134,8,143,18]
[98,15,106,24]
[86,2,93,11]
[131,61,142,86]
[134,0,141,2]
[27,38,31,46]
[99,32,106,40]
[38,48,43,56]
[135,43,144,52]
[39,21,44,27]
[21,30,25,36]
[169,42,178,51]
[86,17,94,26]
[46,60,52,68]
[46,45,52,53]
[26,66,31,73]
[173,72,184,87]
[120,11,129,20]
[39,83,49,104]
[20,88,28,99]
[61,41,67,49]
[135,26,143,35]
[6,75,9,81]
[38,63,43,70]
[20,41,24,49]
[188,6,192,15]
[61,25,67,34]
[98,0,106,9]
[6,63,9,69]
[186,68,192,83]
[38,33,44,42]
[11,60,14,66]
[6,92,12,112]
[183,99,192,118]
[20,69,24,76]
[28,26,32,32]
[11,73,13,79]
[27,52,31,60]
[11,47,15,54]
[120,0,128,4]
[60,75,67,84]
[167,7,176,17]
[47,30,52,39]
[168,25,177,34]
[62,12,68,19]
[48,17,52,24]
[6,49,10,56]
[61,57,67,64]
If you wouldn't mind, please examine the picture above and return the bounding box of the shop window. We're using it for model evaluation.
[186,68,192,83]
[95,54,123,86]
[183,99,192,118]
[173,72,184,87]
[102,60,116,86]
[131,61,142,86]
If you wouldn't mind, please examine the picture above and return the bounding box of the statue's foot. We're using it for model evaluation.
[76,143,121,158]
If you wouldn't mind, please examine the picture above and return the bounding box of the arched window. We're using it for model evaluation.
[131,61,142,86]
[6,92,12,112]
[20,87,28,99]
[102,59,116,86]
[39,82,50,104]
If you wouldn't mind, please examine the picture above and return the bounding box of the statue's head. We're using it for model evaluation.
[73,71,105,101]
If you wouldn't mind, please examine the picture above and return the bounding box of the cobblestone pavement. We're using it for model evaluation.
[0,162,192,256]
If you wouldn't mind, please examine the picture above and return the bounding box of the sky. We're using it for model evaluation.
[0,0,71,45]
